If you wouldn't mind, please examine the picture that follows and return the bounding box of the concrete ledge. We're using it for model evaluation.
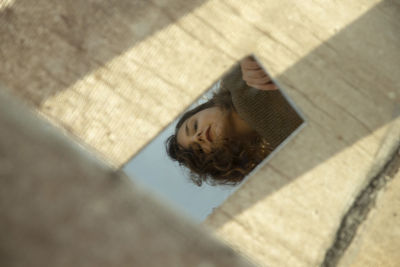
[0,88,253,267]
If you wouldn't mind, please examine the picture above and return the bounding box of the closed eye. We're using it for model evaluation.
[194,120,198,132]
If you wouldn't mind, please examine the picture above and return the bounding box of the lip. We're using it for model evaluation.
[205,126,212,142]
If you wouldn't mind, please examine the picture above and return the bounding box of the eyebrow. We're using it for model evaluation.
[185,121,189,137]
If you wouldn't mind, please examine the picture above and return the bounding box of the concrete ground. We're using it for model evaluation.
[1,0,400,266]
[338,149,400,267]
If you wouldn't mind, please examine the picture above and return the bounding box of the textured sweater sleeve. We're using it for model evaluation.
[221,64,303,150]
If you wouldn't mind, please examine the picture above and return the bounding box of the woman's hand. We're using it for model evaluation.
[240,56,278,91]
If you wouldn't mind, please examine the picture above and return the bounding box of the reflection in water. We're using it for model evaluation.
[123,56,304,222]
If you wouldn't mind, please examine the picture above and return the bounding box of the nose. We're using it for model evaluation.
[196,130,204,143]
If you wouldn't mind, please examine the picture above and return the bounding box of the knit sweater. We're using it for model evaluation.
[221,64,303,150]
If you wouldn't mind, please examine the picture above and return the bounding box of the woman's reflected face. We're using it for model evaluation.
[176,107,230,153]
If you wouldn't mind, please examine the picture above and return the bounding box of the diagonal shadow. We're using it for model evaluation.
[0,0,207,105]
[2,0,399,230]
[206,0,400,227]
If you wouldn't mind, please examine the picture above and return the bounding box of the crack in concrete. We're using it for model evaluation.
[321,145,400,267]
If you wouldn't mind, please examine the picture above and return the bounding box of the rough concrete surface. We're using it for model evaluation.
[324,142,400,267]
[1,0,400,266]
[0,88,255,267]
[338,150,400,267]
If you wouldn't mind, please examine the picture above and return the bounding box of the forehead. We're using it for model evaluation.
[176,117,191,149]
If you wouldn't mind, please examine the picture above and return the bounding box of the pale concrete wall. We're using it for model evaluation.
[1,0,400,266]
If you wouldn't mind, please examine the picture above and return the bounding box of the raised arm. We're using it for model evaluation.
[240,56,278,91]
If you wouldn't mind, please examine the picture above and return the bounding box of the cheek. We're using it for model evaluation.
[219,115,233,137]
[214,121,227,139]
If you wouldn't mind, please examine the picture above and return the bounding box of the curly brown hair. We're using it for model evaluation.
[165,88,271,186]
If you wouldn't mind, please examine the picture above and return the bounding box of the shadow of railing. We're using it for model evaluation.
[0,0,207,105]
[206,0,400,228]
